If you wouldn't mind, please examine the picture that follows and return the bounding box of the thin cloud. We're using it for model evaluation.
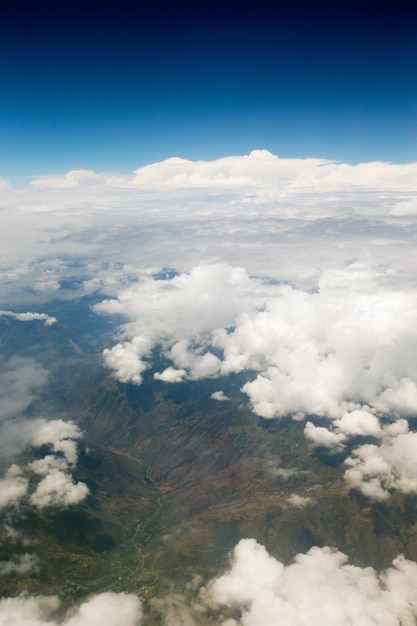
[0,310,56,325]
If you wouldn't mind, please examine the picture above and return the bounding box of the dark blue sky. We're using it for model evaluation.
[1,0,416,184]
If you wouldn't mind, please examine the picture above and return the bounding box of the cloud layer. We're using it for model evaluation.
[1,151,417,303]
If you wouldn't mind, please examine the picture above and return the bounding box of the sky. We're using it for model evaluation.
[1,0,417,185]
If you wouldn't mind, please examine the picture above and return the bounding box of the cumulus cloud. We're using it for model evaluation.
[0,465,28,510]
[29,470,89,509]
[0,592,142,626]
[97,263,417,424]
[95,260,417,500]
[27,419,89,510]
[154,367,187,383]
[31,419,82,453]
[203,538,417,626]
[211,391,230,401]
[286,494,313,508]
[102,336,153,384]
[304,422,347,451]
[334,410,382,438]
[95,263,264,383]
[344,425,417,500]
[0,419,88,511]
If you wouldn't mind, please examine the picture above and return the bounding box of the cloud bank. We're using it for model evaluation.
[1,150,417,304]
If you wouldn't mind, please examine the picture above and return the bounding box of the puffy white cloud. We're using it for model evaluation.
[203,539,417,626]
[304,422,347,451]
[0,592,142,626]
[0,465,28,510]
[97,263,417,425]
[334,410,382,438]
[344,427,417,500]
[29,470,89,509]
[102,336,153,384]
[27,419,89,509]
[31,419,82,450]
[0,419,88,511]
[154,367,187,383]
[286,494,313,508]
[211,391,230,401]
[95,263,265,383]
[96,261,417,500]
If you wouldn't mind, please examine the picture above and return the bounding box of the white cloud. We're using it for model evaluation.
[97,263,417,425]
[154,367,187,383]
[334,410,382,438]
[203,539,417,626]
[344,427,417,500]
[102,336,153,384]
[1,152,417,509]
[30,170,101,189]
[0,465,28,510]
[286,494,313,508]
[29,470,89,509]
[0,357,48,424]
[0,553,39,576]
[0,592,142,626]
[0,419,88,511]
[79,151,417,197]
[31,419,83,450]
[1,151,417,306]
[211,391,230,401]
[27,419,89,509]
[0,310,56,325]
[94,261,417,500]
[304,422,347,451]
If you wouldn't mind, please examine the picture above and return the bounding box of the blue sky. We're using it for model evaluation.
[1,0,416,185]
